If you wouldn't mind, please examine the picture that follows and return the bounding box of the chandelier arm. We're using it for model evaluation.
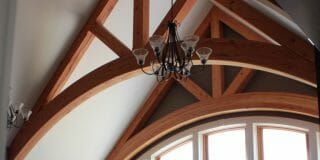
[140,66,155,75]
[176,42,184,71]
[162,35,169,65]
[156,55,161,64]
[133,3,204,82]
[174,25,184,72]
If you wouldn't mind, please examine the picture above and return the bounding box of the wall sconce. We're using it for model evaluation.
[7,102,32,129]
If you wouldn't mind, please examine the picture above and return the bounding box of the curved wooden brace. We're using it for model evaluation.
[8,56,140,159]
[197,39,315,86]
[111,92,317,159]
[8,39,316,159]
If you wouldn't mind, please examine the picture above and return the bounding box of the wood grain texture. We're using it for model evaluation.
[107,1,196,158]
[196,39,315,86]
[153,0,196,36]
[213,6,267,42]
[133,0,149,49]
[211,9,224,97]
[91,23,131,57]
[32,0,119,114]
[8,55,140,160]
[8,39,316,160]
[213,0,314,62]
[177,78,211,101]
[106,78,174,159]
[112,92,317,159]
[224,68,256,95]
[212,66,224,97]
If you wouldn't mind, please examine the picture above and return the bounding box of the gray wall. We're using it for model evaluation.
[275,0,320,48]
[0,0,16,159]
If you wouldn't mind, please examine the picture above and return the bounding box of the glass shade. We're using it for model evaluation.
[132,48,148,65]
[149,35,165,55]
[180,42,192,57]
[181,35,199,56]
[196,47,212,64]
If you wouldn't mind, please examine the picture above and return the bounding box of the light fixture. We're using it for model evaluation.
[7,102,32,129]
[132,0,212,81]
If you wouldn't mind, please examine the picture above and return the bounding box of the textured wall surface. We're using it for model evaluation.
[276,0,320,48]
[0,0,16,159]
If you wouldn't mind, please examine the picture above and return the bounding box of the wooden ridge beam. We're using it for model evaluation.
[212,0,314,62]
[91,23,131,57]
[9,39,316,160]
[154,0,196,36]
[211,8,225,97]
[224,68,256,95]
[133,0,149,49]
[112,92,317,159]
[106,78,174,159]
[32,0,119,114]
[176,78,211,101]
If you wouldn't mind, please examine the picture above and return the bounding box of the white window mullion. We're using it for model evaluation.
[193,131,200,160]
[245,122,255,160]
[308,130,318,160]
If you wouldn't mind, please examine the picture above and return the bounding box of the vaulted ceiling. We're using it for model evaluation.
[6,0,317,159]
[275,0,320,48]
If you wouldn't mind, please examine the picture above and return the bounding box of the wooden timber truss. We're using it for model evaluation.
[8,0,317,159]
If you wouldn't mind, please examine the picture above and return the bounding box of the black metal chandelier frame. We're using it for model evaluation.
[132,0,212,81]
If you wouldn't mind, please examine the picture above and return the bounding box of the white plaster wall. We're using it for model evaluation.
[26,74,156,160]
[9,0,99,112]
[0,3,9,158]
[7,0,99,145]
[0,0,16,159]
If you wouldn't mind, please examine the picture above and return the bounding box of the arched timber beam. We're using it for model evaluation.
[196,39,315,87]
[8,39,316,159]
[112,92,317,159]
[8,56,140,159]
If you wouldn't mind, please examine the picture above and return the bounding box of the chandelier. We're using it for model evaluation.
[132,1,212,81]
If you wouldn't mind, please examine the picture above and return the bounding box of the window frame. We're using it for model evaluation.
[137,116,319,160]
[256,126,309,160]
[202,127,246,160]
[155,139,193,160]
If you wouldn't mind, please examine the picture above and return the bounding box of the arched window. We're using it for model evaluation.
[138,116,319,160]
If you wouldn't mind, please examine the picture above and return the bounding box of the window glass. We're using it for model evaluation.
[262,128,308,160]
[158,141,193,160]
[207,129,246,160]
